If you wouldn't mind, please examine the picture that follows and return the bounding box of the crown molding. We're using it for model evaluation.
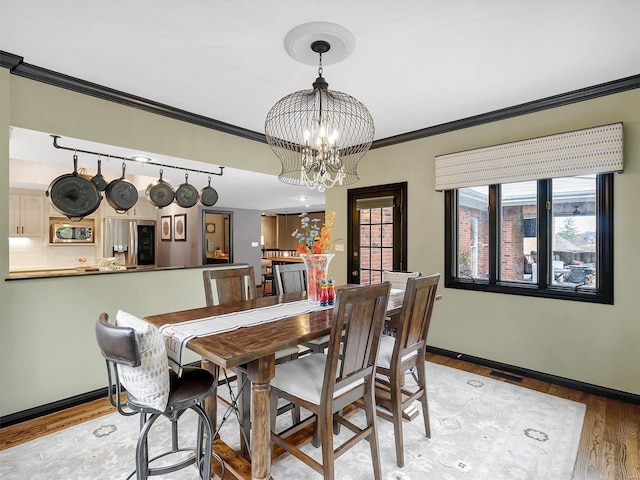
[2,51,638,149]
[0,50,266,144]
[371,74,640,149]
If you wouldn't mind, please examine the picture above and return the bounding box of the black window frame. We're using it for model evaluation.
[444,173,614,304]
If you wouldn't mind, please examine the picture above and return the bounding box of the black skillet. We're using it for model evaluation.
[46,153,102,221]
[105,163,139,214]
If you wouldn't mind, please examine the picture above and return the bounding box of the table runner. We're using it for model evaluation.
[160,300,328,374]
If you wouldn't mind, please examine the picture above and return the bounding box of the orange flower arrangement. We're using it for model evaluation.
[292,211,335,255]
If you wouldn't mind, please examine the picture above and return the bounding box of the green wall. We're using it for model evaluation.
[1,71,639,418]
[326,88,640,396]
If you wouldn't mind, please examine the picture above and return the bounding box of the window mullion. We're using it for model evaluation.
[537,180,551,287]
[488,185,498,284]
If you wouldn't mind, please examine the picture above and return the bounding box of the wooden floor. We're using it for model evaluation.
[1,352,638,479]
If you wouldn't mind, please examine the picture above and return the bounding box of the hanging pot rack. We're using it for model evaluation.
[51,135,224,177]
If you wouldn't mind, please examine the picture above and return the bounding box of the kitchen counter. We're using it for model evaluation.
[6,265,184,280]
[6,263,250,281]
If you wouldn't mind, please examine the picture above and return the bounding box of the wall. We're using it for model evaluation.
[0,73,274,417]
[2,70,639,420]
[325,88,640,396]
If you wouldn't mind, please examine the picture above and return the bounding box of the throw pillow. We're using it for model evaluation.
[115,310,170,412]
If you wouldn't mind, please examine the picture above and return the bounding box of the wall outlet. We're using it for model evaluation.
[335,243,344,252]
[251,241,259,247]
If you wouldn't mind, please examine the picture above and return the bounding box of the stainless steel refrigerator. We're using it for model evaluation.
[103,218,156,266]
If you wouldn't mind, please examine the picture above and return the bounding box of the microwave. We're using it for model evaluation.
[51,223,94,243]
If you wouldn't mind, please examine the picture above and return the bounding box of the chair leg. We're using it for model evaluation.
[136,412,161,480]
[196,409,205,473]
[416,361,431,438]
[410,366,419,384]
[291,403,301,424]
[333,411,341,435]
[312,416,321,448]
[270,390,279,433]
[191,403,213,480]
[364,386,382,480]
[171,417,179,451]
[319,410,335,480]
[391,373,405,468]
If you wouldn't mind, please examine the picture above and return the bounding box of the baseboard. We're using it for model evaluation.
[428,345,640,405]
[0,387,108,428]
[3,350,638,428]
[0,361,203,428]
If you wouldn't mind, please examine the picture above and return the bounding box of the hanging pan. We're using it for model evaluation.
[91,155,108,192]
[46,153,102,222]
[145,168,175,208]
[174,173,199,208]
[200,176,219,207]
[105,163,139,214]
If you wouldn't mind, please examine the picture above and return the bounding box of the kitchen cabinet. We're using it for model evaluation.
[102,198,157,220]
[261,215,277,248]
[47,198,97,218]
[9,190,45,237]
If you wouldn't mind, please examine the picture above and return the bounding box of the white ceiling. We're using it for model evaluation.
[2,0,639,212]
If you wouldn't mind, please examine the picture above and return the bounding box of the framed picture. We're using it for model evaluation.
[174,214,187,241]
[161,216,172,241]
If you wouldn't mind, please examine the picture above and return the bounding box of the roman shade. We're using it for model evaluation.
[356,196,396,210]
[434,123,623,191]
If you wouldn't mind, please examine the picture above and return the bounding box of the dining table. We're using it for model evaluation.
[144,288,406,480]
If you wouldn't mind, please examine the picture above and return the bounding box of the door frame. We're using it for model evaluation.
[347,182,408,284]
[201,209,233,265]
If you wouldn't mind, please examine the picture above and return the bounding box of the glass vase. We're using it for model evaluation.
[300,253,334,304]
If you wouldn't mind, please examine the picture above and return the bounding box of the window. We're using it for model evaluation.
[359,207,394,285]
[445,173,613,304]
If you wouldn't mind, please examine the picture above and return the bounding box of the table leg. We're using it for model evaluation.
[246,354,275,480]
[201,358,219,433]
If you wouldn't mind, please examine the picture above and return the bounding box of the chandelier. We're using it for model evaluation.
[265,27,374,192]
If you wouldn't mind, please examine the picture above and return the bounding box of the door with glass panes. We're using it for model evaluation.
[347,183,407,285]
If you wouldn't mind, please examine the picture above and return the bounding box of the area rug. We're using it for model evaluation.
[0,362,586,479]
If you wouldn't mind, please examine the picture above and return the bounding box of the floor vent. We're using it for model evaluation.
[490,370,523,383]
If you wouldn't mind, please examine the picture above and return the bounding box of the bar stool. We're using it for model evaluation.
[95,311,219,480]
[263,269,275,296]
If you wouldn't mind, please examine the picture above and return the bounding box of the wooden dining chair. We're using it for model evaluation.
[374,272,440,468]
[382,269,423,290]
[273,263,333,354]
[202,266,257,306]
[381,269,423,370]
[273,262,307,295]
[269,282,391,480]
[201,265,300,453]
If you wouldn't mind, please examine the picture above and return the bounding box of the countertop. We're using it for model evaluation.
[6,265,183,280]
